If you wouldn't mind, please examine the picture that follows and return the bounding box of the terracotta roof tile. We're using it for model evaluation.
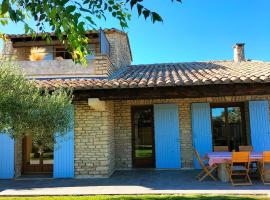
[34,60,270,90]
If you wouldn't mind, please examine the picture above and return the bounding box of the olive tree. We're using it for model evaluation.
[0,61,73,152]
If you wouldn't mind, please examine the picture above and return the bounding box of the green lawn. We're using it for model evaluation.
[0,195,269,200]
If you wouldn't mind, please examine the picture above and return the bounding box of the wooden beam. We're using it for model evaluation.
[13,39,100,47]
[72,83,270,101]
[10,33,98,43]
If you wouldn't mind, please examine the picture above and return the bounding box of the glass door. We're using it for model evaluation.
[132,106,155,168]
[22,135,53,174]
[211,103,248,151]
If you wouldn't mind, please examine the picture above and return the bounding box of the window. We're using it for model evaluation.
[23,135,53,174]
[55,47,72,59]
[132,106,155,168]
[43,46,53,60]
[211,103,248,151]
[86,44,96,60]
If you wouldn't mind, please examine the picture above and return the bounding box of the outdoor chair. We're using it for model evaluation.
[213,146,229,152]
[258,151,270,185]
[226,152,252,186]
[239,146,253,152]
[239,145,257,173]
[193,148,217,181]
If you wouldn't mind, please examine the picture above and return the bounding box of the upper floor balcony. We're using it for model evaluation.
[2,29,113,78]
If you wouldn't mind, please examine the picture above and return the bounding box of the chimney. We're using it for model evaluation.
[233,43,245,62]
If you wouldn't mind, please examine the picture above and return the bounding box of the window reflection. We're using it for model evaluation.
[132,106,154,168]
[134,109,153,159]
[211,105,247,151]
[23,135,54,174]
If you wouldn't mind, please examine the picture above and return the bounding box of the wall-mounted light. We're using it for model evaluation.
[88,98,105,111]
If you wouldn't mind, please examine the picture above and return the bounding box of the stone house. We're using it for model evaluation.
[1,29,270,179]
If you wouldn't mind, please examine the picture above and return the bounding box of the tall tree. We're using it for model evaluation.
[0,0,181,64]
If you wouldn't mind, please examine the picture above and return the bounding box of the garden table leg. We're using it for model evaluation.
[264,170,270,181]
[218,163,229,182]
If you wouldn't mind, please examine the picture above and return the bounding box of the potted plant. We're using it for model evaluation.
[29,47,47,61]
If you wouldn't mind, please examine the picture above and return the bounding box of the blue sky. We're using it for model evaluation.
[1,0,270,64]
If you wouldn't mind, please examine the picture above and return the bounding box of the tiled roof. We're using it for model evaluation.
[35,60,270,90]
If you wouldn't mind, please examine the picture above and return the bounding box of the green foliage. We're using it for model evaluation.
[0,61,73,149]
[0,0,181,64]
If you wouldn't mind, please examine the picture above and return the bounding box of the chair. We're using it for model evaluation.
[239,146,253,152]
[226,152,252,186]
[238,146,256,174]
[214,146,229,152]
[258,151,270,185]
[193,148,217,181]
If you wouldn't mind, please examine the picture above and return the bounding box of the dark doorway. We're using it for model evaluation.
[211,103,248,151]
[22,135,53,174]
[132,106,155,168]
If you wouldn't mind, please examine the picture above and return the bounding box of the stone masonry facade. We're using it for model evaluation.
[105,32,132,71]
[14,138,22,178]
[12,94,270,177]
[72,94,270,177]
[74,101,115,178]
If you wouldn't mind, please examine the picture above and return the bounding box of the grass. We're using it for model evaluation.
[0,195,269,200]
[135,149,153,158]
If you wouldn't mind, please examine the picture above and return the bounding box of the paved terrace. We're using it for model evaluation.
[0,170,269,196]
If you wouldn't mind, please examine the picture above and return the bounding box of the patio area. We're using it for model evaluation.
[0,170,269,196]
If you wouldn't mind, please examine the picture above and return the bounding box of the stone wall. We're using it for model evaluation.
[114,95,270,169]
[1,39,17,60]
[94,55,114,76]
[14,138,22,177]
[74,100,115,178]
[105,32,132,72]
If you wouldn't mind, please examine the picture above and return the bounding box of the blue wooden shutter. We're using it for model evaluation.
[154,104,181,169]
[53,106,74,178]
[192,103,212,169]
[0,134,14,179]
[249,100,270,151]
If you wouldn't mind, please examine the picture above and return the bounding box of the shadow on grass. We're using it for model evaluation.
[0,195,269,200]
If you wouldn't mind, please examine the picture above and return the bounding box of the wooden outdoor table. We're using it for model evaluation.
[205,152,263,182]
